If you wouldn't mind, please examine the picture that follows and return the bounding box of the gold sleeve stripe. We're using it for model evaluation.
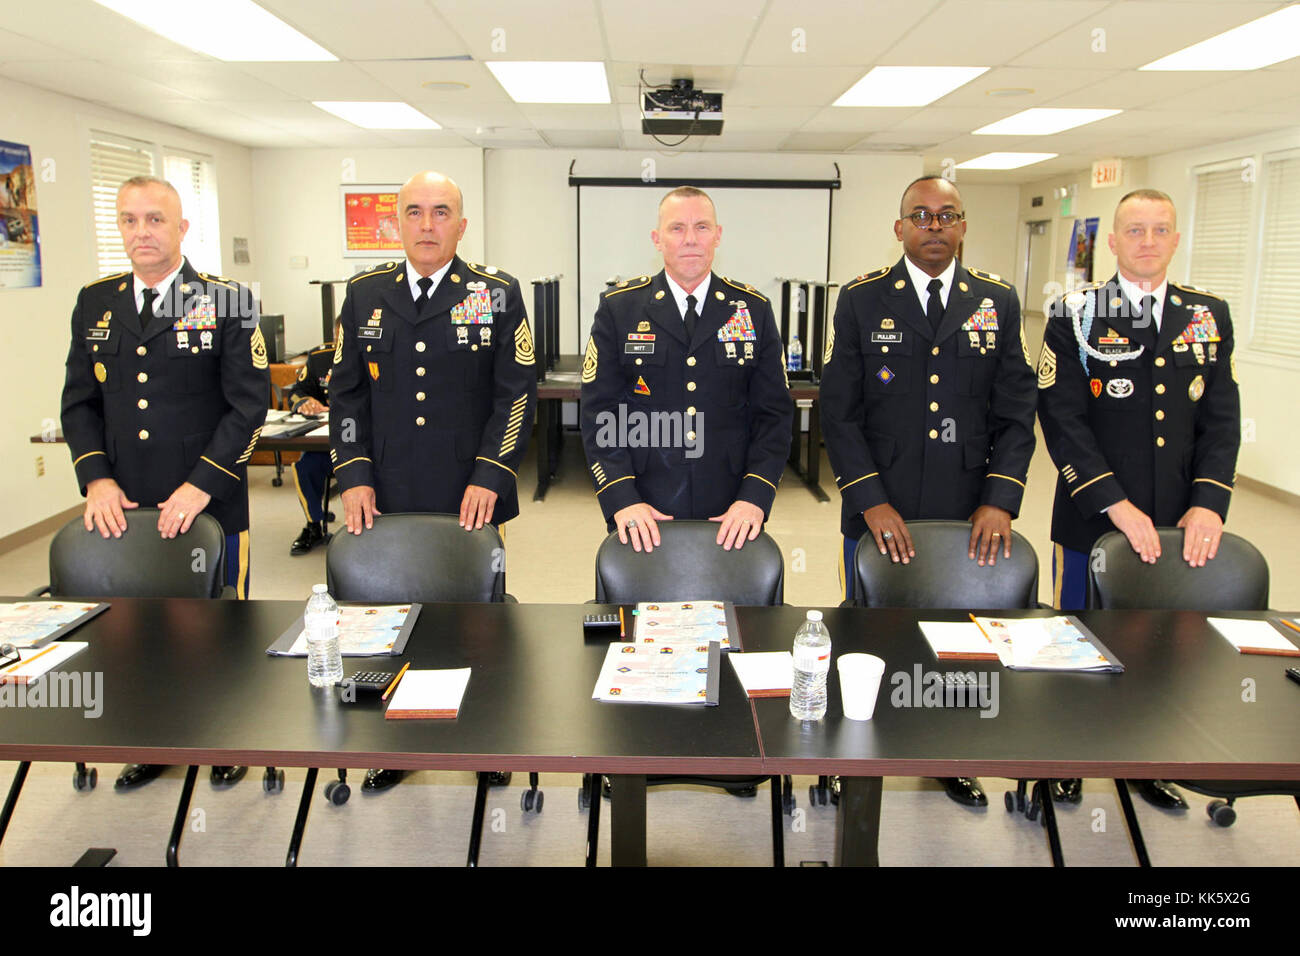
[334,456,371,471]
[744,473,778,492]
[1019,323,1032,367]
[73,450,107,466]
[838,472,879,491]
[1193,477,1234,493]
[235,427,263,465]
[476,456,518,479]
[595,475,635,495]
[333,325,345,365]
[201,456,240,481]
[987,473,1026,489]
[1068,472,1114,497]
[581,336,598,384]
[822,323,835,365]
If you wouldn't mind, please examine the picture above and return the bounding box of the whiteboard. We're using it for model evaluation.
[575,185,832,348]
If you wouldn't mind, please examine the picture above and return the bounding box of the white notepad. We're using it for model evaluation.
[0,642,88,684]
[1208,618,1300,657]
[728,651,793,698]
[918,622,999,660]
[384,668,471,719]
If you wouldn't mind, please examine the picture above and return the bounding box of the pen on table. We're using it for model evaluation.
[619,606,625,638]
[381,662,411,701]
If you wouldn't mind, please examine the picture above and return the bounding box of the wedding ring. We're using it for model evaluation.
[626,518,637,529]
[882,531,893,540]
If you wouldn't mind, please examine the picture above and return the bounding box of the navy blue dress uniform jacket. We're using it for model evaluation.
[328,256,537,522]
[579,271,794,526]
[1036,276,1241,554]
[286,342,333,410]
[60,258,269,535]
[819,258,1038,540]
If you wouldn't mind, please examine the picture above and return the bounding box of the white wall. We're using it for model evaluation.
[1147,126,1300,497]
[250,147,484,351]
[957,182,1020,289]
[0,74,254,543]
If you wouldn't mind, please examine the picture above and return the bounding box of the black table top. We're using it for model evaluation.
[0,600,762,774]
[737,606,1300,780]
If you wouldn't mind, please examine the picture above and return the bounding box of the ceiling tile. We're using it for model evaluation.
[600,0,766,64]
[237,62,401,101]
[540,129,622,149]
[934,67,1106,108]
[259,0,467,60]
[779,131,865,151]
[744,0,936,66]
[1043,70,1219,109]
[0,27,72,61]
[798,106,912,133]
[433,0,606,60]
[517,104,620,130]
[883,1,1108,66]
[725,65,869,107]
[0,59,196,107]
[353,59,511,104]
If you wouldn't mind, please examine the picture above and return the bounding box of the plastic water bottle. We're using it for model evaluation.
[788,334,803,372]
[305,583,343,688]
[789,610,831,720]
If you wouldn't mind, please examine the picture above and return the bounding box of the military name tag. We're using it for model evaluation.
[86,328,110,341]
[625,342,654,354]
[357,327,384,339]
[870,331,902,344]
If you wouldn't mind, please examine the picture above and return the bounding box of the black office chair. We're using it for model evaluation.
[590,519,790,866]
[323,513,516,867]
[3,510,230,866]
[1088,528,1293,863]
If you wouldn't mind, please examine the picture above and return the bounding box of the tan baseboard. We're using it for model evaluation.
[1237,475,1300,509]
[0,505,81,556]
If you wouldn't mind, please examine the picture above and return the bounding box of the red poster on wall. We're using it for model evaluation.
[341,185,401,258]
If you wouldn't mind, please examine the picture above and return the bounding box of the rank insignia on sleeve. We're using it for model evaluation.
[1090,378,1102,398]
[514,319,535,366]
[581,336,598,384]
[250,326,269,369]
[876,365,894,385]
[634,375,651,396]
[1037,343,1057,389]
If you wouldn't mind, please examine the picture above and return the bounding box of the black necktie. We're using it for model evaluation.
[139,287,157,329]
[1140,294,1158,334]
[926,278,944,333]
[684,293,698,341]
[416,275,433,312]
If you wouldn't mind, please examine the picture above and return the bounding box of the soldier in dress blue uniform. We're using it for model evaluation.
[579,186,793,553]
[1037,188,1241,810]
[820,176,1038,807]
[328,170,536,793]
[285,331,336,555]
[61,175,268,789]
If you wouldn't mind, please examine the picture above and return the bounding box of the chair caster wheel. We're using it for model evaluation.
[1026,800,1040,822]
[728,785,758,799]
[808,784,828,807]
[324,780,350,805]
[1004,791,1014,812]
[272,477,283,487]
[520,789,544,813]
[73,767,97,791]
[783,791,796,814]
[263,768,285,793]
[1207,799,1236,827]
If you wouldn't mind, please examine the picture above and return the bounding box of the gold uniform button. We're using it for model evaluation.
[366,345,373,352]
[738,359,744,365]
[192,346,199,354]
[929,401,939,412]
[980,348,987,355]
[635,358,643,365]
[1155,384,1165,395]
[416,367,426,377]
[416,391,426,401]
[1109,360,1117,367]
[931,347,940,356]
[687,406,696,416]
[881,346,889,354]
[1156,436,1165,447]
[138,429,149,440]
[1155,410,1165,421]
[416,342,426,352]
[137,372,148,383]
[472,344,478,351]
[687,356,697,367]
[416,417,426,426]
[1155,357,1166,367]
[686,430,696,441]
[928,428,938,439]
[687,382,697,391]
[929,373,939,384]
[137,399,148,410]
[92,344,99,352]
[137,346,147,356]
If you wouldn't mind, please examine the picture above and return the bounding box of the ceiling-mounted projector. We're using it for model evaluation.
[642,79,724,136]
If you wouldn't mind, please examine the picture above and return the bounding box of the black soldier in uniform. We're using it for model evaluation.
[328,169,536,792]
[285,331,336,555]
[61,175,268,789]
[819,176,1037,807]
[1037,188,1241,810]
[580,186,793,553]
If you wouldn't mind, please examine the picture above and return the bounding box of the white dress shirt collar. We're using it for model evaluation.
[406,258,454,303]
[133,260,184,314]
[664,272,712,320]
[903,256,956,313]
[1116,274,1167,332]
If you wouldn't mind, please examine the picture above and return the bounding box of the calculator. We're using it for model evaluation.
[583,613,621,637]
[338,670,397,694]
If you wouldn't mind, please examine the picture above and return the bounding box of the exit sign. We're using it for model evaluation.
[1092,158,1123,188]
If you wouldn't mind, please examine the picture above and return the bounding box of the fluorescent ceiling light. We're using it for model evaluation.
[974,108,1121,135]
[313,102,440,130]
[956,152,1058,170]
[833,66,988,107]
[92,0,335,61]
[485,61,610,104]
[1141,5,1300,70]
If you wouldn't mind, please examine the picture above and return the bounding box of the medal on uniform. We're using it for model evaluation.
[968,331,980,348]
[99,311,112,328]
[200,330,213,350]
[94,362,107,383]
[985,330,996,349]
[725,342,736,359]
[1208,342,1217,363]
[743,341,754,359]
[481,327,491,346]
[1192,342,1205,365]
[457,326,469,345]
[881,318,895,330]
[1188,374,1204,401]
[637,321,651,332]
[176,330,189,349]
[1173,341,1188,352]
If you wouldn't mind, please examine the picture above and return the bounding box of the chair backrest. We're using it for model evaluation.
[1087,529,1269,611]
[49,509,226,599]
[326,513,506,603]
[852,520,1039,609]
[593,520,784,606]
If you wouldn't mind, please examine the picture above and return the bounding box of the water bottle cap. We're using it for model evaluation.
[806,610,822,622]
[312,583,328,593]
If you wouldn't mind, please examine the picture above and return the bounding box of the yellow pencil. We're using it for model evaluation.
[0,642,59,682]
[1278,618,1300,637]
[381,661,411,701]
[619,606,626,638]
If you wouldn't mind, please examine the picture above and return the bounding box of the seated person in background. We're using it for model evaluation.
[285,325,338,555]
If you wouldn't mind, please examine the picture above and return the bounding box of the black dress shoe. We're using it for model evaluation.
[939,776,988,807]
[115,764,165,789]
[1051,778,1083,803]
[290,522,326,556]
[1133,779,1188,810]
[362,768,405,792]
[209,766,247,786]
